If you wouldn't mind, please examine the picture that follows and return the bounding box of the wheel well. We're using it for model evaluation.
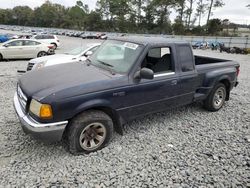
[51,42,57,47]
[91,107,124,135]
[220,79,230,100]
[66,107,124,136]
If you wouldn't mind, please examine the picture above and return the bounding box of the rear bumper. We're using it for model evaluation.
[13,92,68,142]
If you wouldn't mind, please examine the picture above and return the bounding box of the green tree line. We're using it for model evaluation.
[0,0,239,35]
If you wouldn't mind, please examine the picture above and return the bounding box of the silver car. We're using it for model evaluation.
[0,39,53,61]
[27,43,100,71]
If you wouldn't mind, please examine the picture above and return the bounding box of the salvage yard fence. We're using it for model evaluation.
[127,33,250,48]
[175,35,250,48]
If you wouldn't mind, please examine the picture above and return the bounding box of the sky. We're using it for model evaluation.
[0,0,249,25]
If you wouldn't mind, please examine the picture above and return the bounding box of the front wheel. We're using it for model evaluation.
[67,110,114,154]
[37,51,47,57]
[204,83,226,111]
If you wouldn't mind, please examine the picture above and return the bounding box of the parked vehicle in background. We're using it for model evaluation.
[0,35,9,43]
[219,44,248,54]
[14,37,239,154]
[5,33,19,39]
[192,41,209,49]
[82,33,98,39]
[97,33,108,40]
[0,39,54,60]
[27,43,100,71]
[210,42,224,50]
[33,35,60,49]
[18,34,33,39]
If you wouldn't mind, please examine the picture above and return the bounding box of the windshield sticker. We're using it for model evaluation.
[124,42,138,50]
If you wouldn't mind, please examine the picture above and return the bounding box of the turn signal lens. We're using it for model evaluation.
[29,99,53,119]
[40,104,53,119]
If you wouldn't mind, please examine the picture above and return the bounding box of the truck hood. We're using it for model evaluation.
[19,62,125,102]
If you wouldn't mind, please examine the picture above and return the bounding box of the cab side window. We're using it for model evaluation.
[141,47,174,74]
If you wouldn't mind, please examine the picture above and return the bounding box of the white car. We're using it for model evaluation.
[33,35,60,49]
[27,43,100,71]
[0,39,53,61]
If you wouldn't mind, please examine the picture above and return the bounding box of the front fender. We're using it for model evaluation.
[75,98,112,115]
[73,99,124,135]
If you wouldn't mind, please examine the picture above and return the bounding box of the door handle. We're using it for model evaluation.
[171,80,178,85]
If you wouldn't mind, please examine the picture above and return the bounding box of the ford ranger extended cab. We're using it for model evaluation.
[14,37,239,154]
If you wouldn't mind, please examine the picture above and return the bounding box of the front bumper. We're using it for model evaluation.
[13,92,68,142]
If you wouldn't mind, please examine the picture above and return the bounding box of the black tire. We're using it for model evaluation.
[67,110,114,154]
[204,83,226,112]
[0,53,3,61]
[51,43,57,50]
[37,51,47,57]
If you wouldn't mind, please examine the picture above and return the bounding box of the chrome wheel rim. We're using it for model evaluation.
[213,87,225,109]
[79,122,106,151]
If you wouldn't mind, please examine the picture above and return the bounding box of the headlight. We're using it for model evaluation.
[35,61,47,70]
[29,99,53,119]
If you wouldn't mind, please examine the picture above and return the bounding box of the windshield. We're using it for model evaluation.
[89,40,143,74]
[64,46,88,55]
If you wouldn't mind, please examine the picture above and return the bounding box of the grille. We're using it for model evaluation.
[27,62,34,71]
[17,85,27,111]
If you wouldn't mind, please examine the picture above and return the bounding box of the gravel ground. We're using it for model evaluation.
[0,36,249,187]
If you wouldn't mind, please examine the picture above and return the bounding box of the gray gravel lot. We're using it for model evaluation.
[0,35,249,187]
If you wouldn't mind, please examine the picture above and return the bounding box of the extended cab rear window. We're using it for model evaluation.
[178,45,194,72]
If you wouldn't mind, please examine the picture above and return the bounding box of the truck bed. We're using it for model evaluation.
[195,55,239,72]
[193,55,239,102]
[195,55,230,65]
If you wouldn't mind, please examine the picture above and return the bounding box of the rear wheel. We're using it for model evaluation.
[37,51,47,57]
[204,83,226,111]
[67,110,114,154]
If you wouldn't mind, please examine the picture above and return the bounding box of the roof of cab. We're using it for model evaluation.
[110,36,188,46]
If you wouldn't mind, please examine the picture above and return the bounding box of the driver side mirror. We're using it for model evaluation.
[4,44,9,47]
[134,68,154,80]
[85,50,93,57]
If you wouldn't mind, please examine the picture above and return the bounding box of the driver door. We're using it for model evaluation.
[118,46,181,120]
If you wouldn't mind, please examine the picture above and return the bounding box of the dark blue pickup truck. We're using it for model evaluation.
[14,37,239,154]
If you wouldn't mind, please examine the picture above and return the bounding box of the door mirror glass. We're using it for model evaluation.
[85,50,93,57]
[135,68,154,80]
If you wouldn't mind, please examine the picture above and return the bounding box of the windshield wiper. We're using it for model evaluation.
[98,60,114,67]
[97,60,115,75]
